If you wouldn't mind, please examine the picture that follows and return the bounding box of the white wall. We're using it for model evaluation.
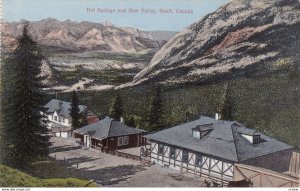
[46,111,71,128]
[241,134,253,143]
[54,131,69,138]
[150,141,234,180]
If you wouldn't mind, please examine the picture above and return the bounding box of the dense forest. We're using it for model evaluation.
[52,70,300,149]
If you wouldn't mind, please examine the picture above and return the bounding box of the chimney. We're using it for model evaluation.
[215,113,221,120]
[120,117,124,123]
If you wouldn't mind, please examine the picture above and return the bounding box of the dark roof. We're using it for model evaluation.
[74,117,146,140]
[145,116,292,162]
[44,99,86,118]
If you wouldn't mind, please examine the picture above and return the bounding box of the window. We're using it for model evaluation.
[170,147,176,159]
[195,154,203,167]
[253,135,260,144]
[192,130,200,139]
[54,116,58,121]
[158,144,164,155]
[124,136,129,145]
[118,137,124,146]
[192,125,213,139]
[118,136,129,146]
[182,150,189,163]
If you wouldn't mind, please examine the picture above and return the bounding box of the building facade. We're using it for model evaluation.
[149,141,234,181]
[43,99,99,138]
[145,116,293,182]
[74,117,147,151]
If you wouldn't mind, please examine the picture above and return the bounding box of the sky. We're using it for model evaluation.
[3,0,229,31]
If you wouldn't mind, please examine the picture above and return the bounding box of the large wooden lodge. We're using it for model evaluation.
[145,115,294,182]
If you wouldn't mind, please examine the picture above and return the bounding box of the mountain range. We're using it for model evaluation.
[129,0,300,86]
[2,18,177,53]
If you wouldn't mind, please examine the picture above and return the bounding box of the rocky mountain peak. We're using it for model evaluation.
[130,0,300,86]
[2,19,176,53]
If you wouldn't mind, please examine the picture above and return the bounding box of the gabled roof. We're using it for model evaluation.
[74,117,146,140]
[145,116,292,162]
[44,99,86,118]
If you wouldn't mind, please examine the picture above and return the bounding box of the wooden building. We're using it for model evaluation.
[145,115,294,183]
[43,99,99,138]
[51,124,73,138]
[73,117,147,151]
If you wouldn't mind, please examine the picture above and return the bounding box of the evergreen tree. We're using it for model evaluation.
[0,25,50,169]
[126,115,136,128]
[80,110,88,127]
[147,86,165,132]
[221,83,233,121]
[109,94,124,121]
[69,90,80,129]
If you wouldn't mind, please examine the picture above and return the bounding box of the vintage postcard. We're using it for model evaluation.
[0,0,299,189]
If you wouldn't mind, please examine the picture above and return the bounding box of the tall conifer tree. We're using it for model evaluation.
[147,86,165,132]
[0,25,50,169]
[126,115,136,128]
[221,83,233,121]
[70,90,80,129]
[109,94,124,121]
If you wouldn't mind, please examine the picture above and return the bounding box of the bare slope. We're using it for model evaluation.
[2,18,176,53]
[131,0,300,85]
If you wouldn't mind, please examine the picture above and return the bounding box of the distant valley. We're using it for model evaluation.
[2,18,177,91]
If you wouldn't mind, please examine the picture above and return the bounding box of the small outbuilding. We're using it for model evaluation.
[51,124,73,138]
[74,117,147,151]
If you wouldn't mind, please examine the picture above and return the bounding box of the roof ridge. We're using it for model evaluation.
[50,99,86,107]
[230,123,240,162]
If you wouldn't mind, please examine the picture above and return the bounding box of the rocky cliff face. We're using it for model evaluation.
[130,0,300,86]
[2,18,176,53]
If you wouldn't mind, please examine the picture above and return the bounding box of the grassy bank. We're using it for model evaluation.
[0,163,98,187]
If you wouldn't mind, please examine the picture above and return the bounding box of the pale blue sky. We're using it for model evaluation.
[3,0,229,31]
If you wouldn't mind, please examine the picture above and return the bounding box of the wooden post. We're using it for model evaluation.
[180,150,183,174]
[77,162,79,169]
[194,156,197,180]
[64,157,65,163]
[149,143,152,162]
[208,158,211,177]
[169,151,171,167]
[187,153,189,172]
[140,147,142,161]
[162,145,164,163]
[260,173,263,187]
[221,161,224,186]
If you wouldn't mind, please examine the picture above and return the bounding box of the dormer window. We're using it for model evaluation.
[192,130,200,139]
[253,135,261,144]
[241,133,262,144]
[192,124,214,139]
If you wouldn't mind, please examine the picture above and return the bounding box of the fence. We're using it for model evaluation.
[289,151,300,177]
[101,148,141,161]
[234,163,299,187]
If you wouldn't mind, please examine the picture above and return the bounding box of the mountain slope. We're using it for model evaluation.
[130,0,300,85]
[2,18,176,53]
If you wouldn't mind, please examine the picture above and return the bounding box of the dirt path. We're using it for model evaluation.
[49,137,206,187]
